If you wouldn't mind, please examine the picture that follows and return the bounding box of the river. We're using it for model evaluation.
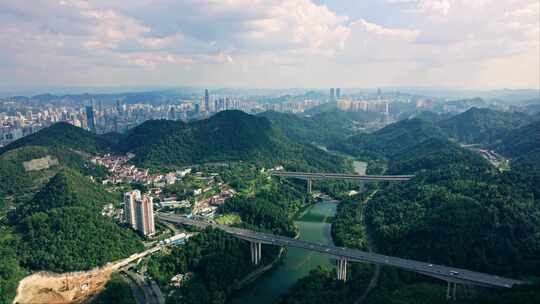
[230,201,338,304]
[230,160,367,303]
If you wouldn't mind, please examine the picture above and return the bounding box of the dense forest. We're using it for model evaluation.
[114,110,350,172]
[11,169,142,272]
[0,145,107,203]
[437,107,534,144]
[281,107,540,303]
[259,110,382,145]
[93,273,136,304]
[148,228,258,304]
[0,168,142,303]
[0,122,113,155]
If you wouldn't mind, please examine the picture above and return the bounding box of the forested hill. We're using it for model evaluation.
[330,118,445,159]
[116,110,349,172]
[260,110,383,146]
[0,145,107,202]
[494,120,540,169]
[11,168,142,273]
[437,107,534,143]
[0,122,112,155]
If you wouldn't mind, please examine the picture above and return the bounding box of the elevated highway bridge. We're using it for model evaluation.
[270,171,414,192]
[157,213,523,294]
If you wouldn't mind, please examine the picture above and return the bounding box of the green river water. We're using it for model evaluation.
[230,201,338,304]
[230,160,366,303]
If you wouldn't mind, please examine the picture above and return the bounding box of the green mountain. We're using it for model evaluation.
[117,110,349,172]
[14,168,142,272]
[437,107,533,143]
[0,146,107,203]
[331,118,445,159]
[27,169,115,214]
[259,110,357,145]
[494,120,540,169]
[387,137,489,174]
[17,206,143,272]
[0,122,112,155]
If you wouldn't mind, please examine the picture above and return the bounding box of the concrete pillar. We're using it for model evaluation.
[307,179,312,193]
[453,283,457,301]
[337,258,347,281]
[446,282,451,300]
[250,241,262,265]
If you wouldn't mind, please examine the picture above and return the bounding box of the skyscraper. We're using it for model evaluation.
[124,190,141,230]
[204,89,210,112]
[124,190,155,236]
[85,105,96,132]
[330,88,335,101]
[135,195,155,236]
[116,99,123,116]
[336,88,341,99]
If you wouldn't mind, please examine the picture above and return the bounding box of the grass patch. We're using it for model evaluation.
[215,213,242,225]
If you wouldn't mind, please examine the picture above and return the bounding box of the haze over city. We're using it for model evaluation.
[1,0,539,89]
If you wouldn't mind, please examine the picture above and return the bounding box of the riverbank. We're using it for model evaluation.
[229,201,337,304]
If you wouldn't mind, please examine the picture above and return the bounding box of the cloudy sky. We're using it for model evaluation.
[1,0,538,89]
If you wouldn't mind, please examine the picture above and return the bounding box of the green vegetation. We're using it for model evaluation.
[330,118,446,160]
[220,179,312,237]
[283,114,540,303]
[116,110,349,172]
[437,107,534,144]
[94,273,136,304]
[0,227,26,304]
[260,110,383,146]
[214,213,242,225]
[26,169,115,214]
[0,146,107,202]
[148,228,257,304]
[494,120,540,169]
[0,122,112,155]
[17,206,142,272]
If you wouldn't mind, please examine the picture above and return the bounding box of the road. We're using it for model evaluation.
[158,213,523,288]
[271,171,413,181]
[122,270,161,304]
[355,190,380,304]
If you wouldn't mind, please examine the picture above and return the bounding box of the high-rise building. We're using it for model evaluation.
[168,107,176,120]
[204,89,210,112]
[124,190,141,230]
[85,105,96,132]
[330,88,335,101]
[336,88,341,99]
[116,99,123,115]
[124,190,155,236]
[135,195,155,236]
[377,88,382,100]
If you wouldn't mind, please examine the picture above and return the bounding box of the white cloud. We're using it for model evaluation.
[0,0,537,88]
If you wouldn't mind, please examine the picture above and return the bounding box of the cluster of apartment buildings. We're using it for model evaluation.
[124,189,155,236]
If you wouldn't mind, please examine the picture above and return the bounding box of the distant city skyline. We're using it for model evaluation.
[0,1,538,89]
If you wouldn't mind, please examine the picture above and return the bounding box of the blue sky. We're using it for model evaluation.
[0,0,538,90]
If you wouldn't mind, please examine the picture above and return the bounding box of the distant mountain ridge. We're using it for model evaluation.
[437,107,534,143]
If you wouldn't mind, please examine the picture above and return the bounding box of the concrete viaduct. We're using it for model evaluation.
[157,213,523,300]
[270,171,414,192]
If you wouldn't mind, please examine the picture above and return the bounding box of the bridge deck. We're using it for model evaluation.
[158,214,523,288]
[271,171,414,181]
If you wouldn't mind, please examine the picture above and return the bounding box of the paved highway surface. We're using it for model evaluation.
[271,171,414,181]
[158,213,523,289]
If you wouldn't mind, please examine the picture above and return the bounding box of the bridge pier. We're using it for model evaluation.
[307,178,312,194]
[250,241,262,265]
[337,257,348,281]
[446,282,457,301]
